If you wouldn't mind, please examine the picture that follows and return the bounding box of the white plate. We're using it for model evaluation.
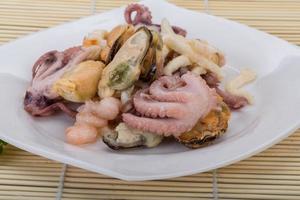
[0,0,300,181]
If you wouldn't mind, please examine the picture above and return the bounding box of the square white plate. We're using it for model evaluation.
[0,0,300,181]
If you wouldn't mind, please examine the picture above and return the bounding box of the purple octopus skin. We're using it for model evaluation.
[24,46,101,117]
[124,3,187,37]
[202,72,249,109]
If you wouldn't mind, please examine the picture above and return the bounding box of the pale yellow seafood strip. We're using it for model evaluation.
[191,66,207,75]
[161,19,223,79]
[188,39,225,66]
[162,45,170,61]
[225,68,257,104]
[164,55,191,76]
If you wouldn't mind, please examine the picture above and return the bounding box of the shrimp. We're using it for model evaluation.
[66,124,98,145]
[75,112,108,128]
[80,97,121,120]
[65,97,121,145]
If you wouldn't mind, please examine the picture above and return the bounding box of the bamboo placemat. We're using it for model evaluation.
[1,0,300,199]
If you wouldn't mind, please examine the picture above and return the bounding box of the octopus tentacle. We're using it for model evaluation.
[27,102,77,117]
[149,75,191,103]
[134,90,189,118]
[32,50,58,79]
[124,4,187,37]
[124,3,152,25]
[34,52,64,81]
[202,72,249,109]
[169,25,187,37]
[216,88,248,109]
[123,113,191,137]
[149,76,191,102]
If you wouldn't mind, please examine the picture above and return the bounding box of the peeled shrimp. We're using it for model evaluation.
[66,97,121,145]
[66,124,98,145]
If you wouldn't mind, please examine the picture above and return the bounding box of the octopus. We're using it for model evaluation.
[124,3,187,37]
[202,72,249,109]
[123,72,217,137]
[66,97,121,145]
[24,46,101,117]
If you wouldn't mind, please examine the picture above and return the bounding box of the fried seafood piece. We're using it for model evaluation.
[102,123,163,150]
[101,24,136,64]
[53,60,104,103]
[98,27,152,98]
[83,30,108,47]
[188,39,225,67]
[178,99,231,149]
[161,19,223,80]
[66,97,121,145]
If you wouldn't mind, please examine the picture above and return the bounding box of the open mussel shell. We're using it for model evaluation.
[103,123,163,150]
[53,60,104,102]
[140,30,163,81]
[177,101,231,149]
[104,24,135,64]
[98,26,152,98]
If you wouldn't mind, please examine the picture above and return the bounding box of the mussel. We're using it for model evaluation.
[177,100,231,149]
[140,30,164,81]
[101,24,135,64]
[98,27,152,98]
[53,60,104,102]
[103,123,163,150]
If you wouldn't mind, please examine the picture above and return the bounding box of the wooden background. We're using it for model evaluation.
[1,0,300,199]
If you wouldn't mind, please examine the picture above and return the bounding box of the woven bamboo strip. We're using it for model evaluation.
[63,177,213,188]
[0,197,54,200]
[63,181,212,192]
[219,183,300,190]
[220,188,300,195]
[218,178,300,185]
[0,185,56,192]
[62,195,207,200]
[0,169,61,176]
[0,166,61,172]
[63,188,212,197]
[0,174,60,181]
[220,169,300,175]
[0,179,58,187]
[66,167,212,178]
[218,173,300,180]
[0,191,55,197]
[219,193,300,200]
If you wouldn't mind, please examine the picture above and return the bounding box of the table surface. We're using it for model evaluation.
[1,0,300,199]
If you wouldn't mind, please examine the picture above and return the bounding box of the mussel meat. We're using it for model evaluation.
[53,60,105,102]
[98,27,152,98]
[103,24,135,64]
[103,123,163,150]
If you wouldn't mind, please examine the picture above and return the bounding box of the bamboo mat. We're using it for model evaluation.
[1,0,300,199]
